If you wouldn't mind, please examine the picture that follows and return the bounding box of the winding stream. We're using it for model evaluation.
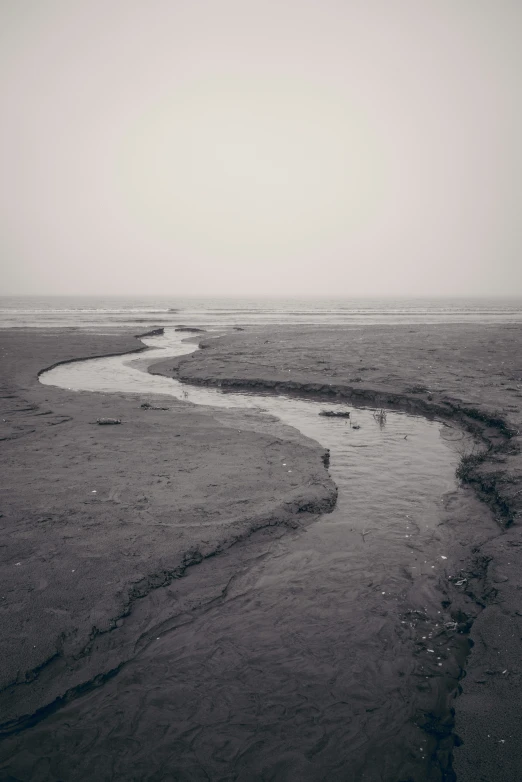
[32,330,467,780]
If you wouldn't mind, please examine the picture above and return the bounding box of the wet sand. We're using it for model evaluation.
[0,328,335,735]
[151,322,522,781]
[1,323,522,780]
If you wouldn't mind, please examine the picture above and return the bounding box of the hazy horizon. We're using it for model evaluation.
[3,293,522,302]
[2,1,522,298]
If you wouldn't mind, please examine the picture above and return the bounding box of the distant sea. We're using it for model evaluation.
[1,296,522,330]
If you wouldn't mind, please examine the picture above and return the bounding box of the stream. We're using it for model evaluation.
[31,329,468,780]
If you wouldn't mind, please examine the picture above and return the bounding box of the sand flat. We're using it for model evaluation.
[1,322,522,779]
[0,327,335,730]
[151,322,522,781]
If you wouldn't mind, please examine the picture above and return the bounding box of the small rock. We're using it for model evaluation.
[97,418,121,425]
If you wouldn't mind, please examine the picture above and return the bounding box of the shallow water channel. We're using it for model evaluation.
[34,330,467,780]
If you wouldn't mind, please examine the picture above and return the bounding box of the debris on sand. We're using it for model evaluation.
[96,418,121,425]
[373,409,387,425]
[319,410,351,418]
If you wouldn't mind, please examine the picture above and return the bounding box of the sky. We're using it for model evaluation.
[1,0,521,298]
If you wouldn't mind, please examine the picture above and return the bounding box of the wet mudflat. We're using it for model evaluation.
[2,331,484,780]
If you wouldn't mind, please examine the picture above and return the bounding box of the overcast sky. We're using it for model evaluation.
[1,0,521,297]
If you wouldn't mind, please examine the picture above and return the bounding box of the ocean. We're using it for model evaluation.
[1,295,522,330]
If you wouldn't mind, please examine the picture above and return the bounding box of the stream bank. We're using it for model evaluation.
[150,323,522,781]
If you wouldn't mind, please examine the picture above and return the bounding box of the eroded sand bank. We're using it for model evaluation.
[0,328,335,733]
[150,323,522,781]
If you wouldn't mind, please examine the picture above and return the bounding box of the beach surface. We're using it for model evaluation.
[1,322,521,780]
[151,322,522,781]
[0,327,335,734]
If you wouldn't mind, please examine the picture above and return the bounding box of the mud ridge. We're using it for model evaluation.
[420,547,499,780]
[0,487,337,738]
[0,666,124,739]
